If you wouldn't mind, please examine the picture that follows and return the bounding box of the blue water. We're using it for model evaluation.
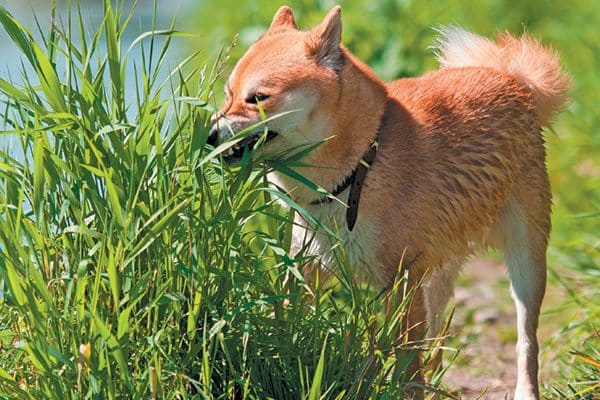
[0,0,197,151]
[0,0,196,60]
[1,0,196,75]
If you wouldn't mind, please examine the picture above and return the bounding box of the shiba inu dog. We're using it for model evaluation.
[208,5,570,399]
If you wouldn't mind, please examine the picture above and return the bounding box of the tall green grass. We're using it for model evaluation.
[0,2,433,398]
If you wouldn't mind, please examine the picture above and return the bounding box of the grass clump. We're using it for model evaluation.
[547,239,600,399]
[0,2,427,399]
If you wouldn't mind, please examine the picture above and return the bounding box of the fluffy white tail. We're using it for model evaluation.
[434,27,571,126]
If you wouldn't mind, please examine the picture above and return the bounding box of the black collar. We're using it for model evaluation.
[310,134,380,231]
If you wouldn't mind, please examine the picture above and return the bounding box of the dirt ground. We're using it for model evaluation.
[441,258,524,399]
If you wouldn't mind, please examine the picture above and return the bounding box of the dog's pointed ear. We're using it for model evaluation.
[306,6,344,71]
[268,6,297,33]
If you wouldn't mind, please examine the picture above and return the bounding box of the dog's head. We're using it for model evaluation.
[208,6,345,163]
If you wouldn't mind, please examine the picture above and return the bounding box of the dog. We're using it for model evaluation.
[208,6,570,399]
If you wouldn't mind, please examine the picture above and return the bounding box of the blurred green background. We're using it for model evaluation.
[189,0,599,251]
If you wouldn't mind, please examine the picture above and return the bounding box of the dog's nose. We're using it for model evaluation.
[207,125,219,146]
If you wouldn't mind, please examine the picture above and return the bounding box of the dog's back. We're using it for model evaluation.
[377,29,570,268]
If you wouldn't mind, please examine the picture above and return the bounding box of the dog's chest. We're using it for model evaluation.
[297,192,380,275]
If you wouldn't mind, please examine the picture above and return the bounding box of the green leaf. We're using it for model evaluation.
[308,335,328,400]
[91,312,133,391]
[5,260,26,306]
[32,135,45,221]
[260,187,338,239]
[125,198,191,264]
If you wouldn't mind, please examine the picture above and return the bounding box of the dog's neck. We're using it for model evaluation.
[273,48,389,206]
[309,132,381,231]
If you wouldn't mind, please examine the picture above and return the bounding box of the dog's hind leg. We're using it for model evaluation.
[424,266,460,372]
[490,176,550,400]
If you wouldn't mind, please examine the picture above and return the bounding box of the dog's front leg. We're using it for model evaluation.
[407,284,427,399]
[392,273,427,400]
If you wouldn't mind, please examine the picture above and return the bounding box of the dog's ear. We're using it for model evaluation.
[306,6,344,71]
[268,6,297,33]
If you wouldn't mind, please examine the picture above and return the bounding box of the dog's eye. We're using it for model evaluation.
[246,93,270,104]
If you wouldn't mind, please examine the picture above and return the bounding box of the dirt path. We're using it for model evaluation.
[442,258,518,399]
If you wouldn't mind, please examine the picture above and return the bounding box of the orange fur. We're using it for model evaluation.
[209,6,570,399]
[434,27,571,126]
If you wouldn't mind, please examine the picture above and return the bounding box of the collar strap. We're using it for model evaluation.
[310,136,380,231]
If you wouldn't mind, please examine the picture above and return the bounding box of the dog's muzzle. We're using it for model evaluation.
[207,121,279,163]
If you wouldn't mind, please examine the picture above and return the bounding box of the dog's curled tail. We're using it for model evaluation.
[434,27,571,126]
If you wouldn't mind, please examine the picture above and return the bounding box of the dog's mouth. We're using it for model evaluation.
[223,130,279,163]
